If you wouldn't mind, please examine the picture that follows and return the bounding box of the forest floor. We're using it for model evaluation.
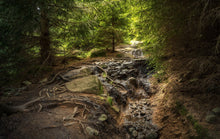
[0,44,219,139]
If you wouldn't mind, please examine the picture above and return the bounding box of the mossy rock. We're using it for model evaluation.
[65,75,103,95]
[63,67,92,79]
[206,114,217,123]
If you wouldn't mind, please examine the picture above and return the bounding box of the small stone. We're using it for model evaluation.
[132,130,138,137]
[112,105,120,113]
[140,112,146,117]
[146,132,158,139]
[86,126,99,136]
[100,94,107,97]
[206,114,217,123]
[22,81,32,86]
[138,133,145,139]
[129,127,135,132]
[212,107,220,116]
[98,114,108,122]
[127,77,138,89]
[40,78,48,83]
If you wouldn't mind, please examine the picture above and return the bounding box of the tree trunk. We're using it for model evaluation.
[112,15,115,53]
[40,9,52,64]
[112,33,115,52]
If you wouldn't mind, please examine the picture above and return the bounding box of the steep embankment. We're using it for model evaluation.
[150,54,220,138]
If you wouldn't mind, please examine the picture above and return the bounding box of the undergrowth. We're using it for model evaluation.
[175,101,211,139]
[89,49,106,58]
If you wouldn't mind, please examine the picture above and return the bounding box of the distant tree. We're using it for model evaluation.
[94,0,129,52]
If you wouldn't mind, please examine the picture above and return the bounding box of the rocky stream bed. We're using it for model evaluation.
[0,46,160,139]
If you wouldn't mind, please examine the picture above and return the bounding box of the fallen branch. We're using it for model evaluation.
[96,66,127,90]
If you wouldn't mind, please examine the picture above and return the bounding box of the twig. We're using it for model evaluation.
[38,104,43,112]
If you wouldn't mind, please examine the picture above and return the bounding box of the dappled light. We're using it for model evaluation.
[0,0,219,138]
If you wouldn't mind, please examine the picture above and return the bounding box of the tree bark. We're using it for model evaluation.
[40,9,52,64]
[112,32,115,52]
[112,15,115,52]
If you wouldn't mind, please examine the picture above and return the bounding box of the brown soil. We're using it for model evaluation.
[150,55,220,139]
[1,44,219,139]
[0,49,127,139]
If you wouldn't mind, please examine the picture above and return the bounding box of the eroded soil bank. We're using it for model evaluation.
[1,45,219,139]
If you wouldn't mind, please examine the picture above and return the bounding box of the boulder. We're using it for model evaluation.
[65,75,103,95]
[63,66,92,79]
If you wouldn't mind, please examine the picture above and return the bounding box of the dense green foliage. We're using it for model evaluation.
[130,0,219,71]
[0,0,219,88]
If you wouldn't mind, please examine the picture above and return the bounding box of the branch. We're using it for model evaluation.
[96,66,127,90]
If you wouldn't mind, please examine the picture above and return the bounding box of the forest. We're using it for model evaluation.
[0,0,219,138]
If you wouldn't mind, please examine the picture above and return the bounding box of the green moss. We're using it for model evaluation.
[116,53,124,58]
[175,101,188,116]
[175,101,211,139]
[90,49,106,58]
[98,81,104,95]
[102,72,107,78]
[152,70,167,83]
[106,96,113,106]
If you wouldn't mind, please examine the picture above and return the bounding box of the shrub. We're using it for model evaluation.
[90,49,106,58]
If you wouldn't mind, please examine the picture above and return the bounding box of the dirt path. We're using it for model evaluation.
[0,44,160,139]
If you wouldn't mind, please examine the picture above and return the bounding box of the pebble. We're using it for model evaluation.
[132,130,138,137]
[129,127,135,132]
[86,126,99,136]
[212,107,220,116]
[22,81,32,86]
[98,114,108,122]
[146,132,158,139]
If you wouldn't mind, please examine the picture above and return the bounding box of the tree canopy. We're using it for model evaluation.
[0,0,219,86]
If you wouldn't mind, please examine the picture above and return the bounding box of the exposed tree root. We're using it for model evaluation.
[0,96,45,115]
[38,104,43,112]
